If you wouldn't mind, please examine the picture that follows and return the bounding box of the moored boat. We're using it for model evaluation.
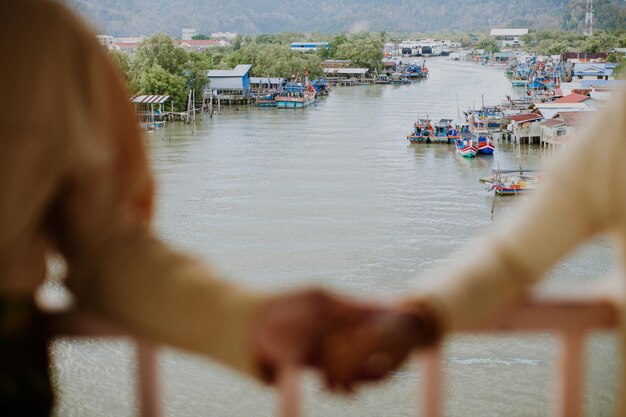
[455,137,478,158]
[407,118,433,143]
[275,82,316,108]
[474,130,495,154]
[257,92,278,107]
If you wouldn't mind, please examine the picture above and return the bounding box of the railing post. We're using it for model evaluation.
[278,367,301,417]
[555,331,586,417]
[421,345,443,417]
[137,342,160,417]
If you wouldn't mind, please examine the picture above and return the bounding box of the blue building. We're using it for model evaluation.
[573,63,618,81]
[206,64,253,96]
[290,42,330,52]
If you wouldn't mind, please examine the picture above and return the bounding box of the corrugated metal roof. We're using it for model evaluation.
[540,119,566,128]
[552,93,590,104]
[555,111,590,126]
[130,95,171,104]
[207,64,253,78]
[490,28,528,36]
[323,68,369,75]
[508,113,543,123]
[250,77,284,84]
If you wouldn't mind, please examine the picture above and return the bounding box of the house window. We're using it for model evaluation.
[556,128,567,136]
[597,76,603,80]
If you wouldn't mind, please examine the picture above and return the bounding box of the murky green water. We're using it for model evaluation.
[52,58,618,417]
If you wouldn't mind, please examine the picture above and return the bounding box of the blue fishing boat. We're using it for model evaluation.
[511,65,532,87]
[311,79,330,96]
[407,119,459,144]
[275,82,316,108]
[406,63,429,79]
[256,92,278,107]
[474,130,495,155]
[407,118,433,142]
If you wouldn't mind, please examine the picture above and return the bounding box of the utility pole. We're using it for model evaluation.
[584,0,594,37]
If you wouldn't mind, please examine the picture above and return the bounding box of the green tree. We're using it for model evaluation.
[473,37,500,53]
[547,42,568,55]
[334,34,383,71]
[138,64,187,110]
[192,34,210,40]
[226,43,323,79]
[133,33,187,75]
[183,52,212,96]
[109,50,132,85]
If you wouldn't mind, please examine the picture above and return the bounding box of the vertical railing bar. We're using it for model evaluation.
[137,342,160,417]
[421,345,444,417]
[278,367,301,417]
[555,331,585,417]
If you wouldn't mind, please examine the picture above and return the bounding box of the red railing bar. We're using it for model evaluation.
[46,310,160,417]
[137,343,160,417]
[421,346,444,417]
[556,331,585,417]
[42,290,619,417]
[278,367,301,417]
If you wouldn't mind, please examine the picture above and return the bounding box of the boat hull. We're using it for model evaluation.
[477,143,495,154]
[458,147,478,157]
[276,98,315,108]
[407,135,453,144]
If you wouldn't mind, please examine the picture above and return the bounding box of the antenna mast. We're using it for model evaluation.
[584,0,594,37]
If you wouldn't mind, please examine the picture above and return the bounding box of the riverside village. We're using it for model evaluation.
[28,0,626,416]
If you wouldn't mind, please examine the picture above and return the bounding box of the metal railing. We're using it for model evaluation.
[48,289,618,417]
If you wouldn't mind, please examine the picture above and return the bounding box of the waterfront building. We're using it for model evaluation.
[322,67,369,84]
[177,39,230,52]
[211,32,238,40]
[111,42,141,53]
[206,64,252,97]
[250,77,284,94]
[96,35,114,47]
[181,28,197,41]
[290,42,330,52]
[490,28,528,48]
[539,111,587,148]
[573,62,618,81]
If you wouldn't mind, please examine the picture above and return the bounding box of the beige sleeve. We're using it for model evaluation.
[46,4,268,378]
[405,90,626,332]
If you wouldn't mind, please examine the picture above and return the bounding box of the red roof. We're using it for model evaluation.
[554,111,589,126]
[178,40,224,46]
[508,113,543,123]
[553,93,590,104]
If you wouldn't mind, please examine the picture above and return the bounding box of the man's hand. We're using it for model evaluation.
[251,290,442,391]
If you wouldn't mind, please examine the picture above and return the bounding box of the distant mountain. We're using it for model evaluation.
[62,0,622,36]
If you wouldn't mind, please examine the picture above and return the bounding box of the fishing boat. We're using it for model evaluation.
[466,107,505,132]
[474,130,495,155]
[481,170,542,195]
[375,74,390,84]
[256,92,278,107]
[389,73,411,85]
[485,175,539,195]
[511,65,532,87]
[407,118,433,143]
[455,137,478,158]
[311,79,331,96]
[406,63,429,79]
[275,82,316,108]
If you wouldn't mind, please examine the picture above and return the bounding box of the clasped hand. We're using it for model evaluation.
[251,289,440,392]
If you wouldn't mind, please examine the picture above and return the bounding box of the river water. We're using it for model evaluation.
[51,58,618,416]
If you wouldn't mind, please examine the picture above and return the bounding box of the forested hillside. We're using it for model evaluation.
[63,0,625,36]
